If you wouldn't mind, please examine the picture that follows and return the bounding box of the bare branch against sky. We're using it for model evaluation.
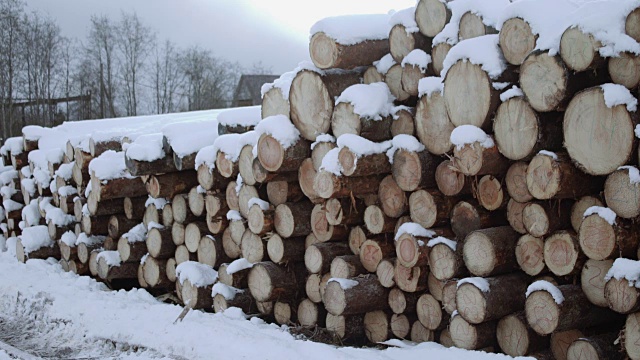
[25,0,414,74]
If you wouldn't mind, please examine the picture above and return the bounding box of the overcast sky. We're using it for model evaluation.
[26,0,416,75]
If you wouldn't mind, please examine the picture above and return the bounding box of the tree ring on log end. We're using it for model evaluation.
[526,154,560,200]
[409,189,437,228]
[578,215,615,261]
[494,97,539,160]
[456,283,487,324]
[396,233,419,268]
[499,18,536,66]
[323,280,347,316]
[309,32,338,69]
[290,70,333,141]
[436,161,465,196]
[497,314,531,357]
[390,24,415,62]
[257,134,285,172]
[417,293,443,330]
[516,234,545,276]
[520,51,567,112]
[429,243,459,281]
[450,315,479,350]
[392,149,423,191]
[624,312,640,358]
[247,264,273,302]
[608,52,640,89]
[416,0,449,37]
[444,61,492,128]
[604,168,640,219]
[560,27,599,72]
[525,290,559,335]
[463,231,496,277]
[544,231,579,276]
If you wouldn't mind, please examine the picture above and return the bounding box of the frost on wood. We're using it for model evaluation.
[90,151,134,181]
[418,77,444,98]
[427,237,457,251]
[97,251,122,267]
[211,282,244,300]
[619,166,640,184]
[441,35,507,79]
[337,134,392,158]
[310,13,392,45]
[175,260,218,287]
[254,115,300,149]
[226,258,254,275]
[401,49,432,71]
[605,258,640,286]
[394,222,436,241]
[386,135,425,164]
[374,54,396,75]
[20,225,53,253]
[328,277,359,290]
[583,206,617,225]
[499,86,523,102]
[335,83,396,121]
[600,84,638,112]
[450,125,495,150]
[457,277,490,293]
[433,0,511,46]
[526,280,564,304]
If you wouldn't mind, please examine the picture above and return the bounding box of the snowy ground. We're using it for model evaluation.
[0,253,527,360]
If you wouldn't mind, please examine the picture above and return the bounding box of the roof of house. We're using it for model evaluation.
[232,74,279,107]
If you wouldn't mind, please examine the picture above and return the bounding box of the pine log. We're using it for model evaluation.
[162,203,174,227]
[257,135,310,174]
[559,27,605,73]
[364,310,392,343]
[225,181,240,212]
[415,0,451,37]
[415,90,454,156]
[544,230,585,276]
[97,257,138,281]
[376,258,396,289]
[402,64,430,98]
[180,279,213,310]
[429,241,467,281]
[117,236,147,263]
[497,312,549,357]
[146,171,198,200]
[289,69,363,141]
[605,277,640,314]
[305,242,351,274]
[452,138,509,177]
[314,171,382,200]
[348,226,368,255]
[218,263,250,289]
[266,234,305,265]
[305,273,324,304]
[389,24,431,63]
[311,140,336,172]
[172,150,197,172]
[407,188,459,228]
[477,175,509,211]
[515,234,546,276]
[266,181,303,207]
[298,298,327,327]
[247,261,306,302]
[608,52,640,89]
[92,176,147,202]
[363,205,396,235]
[499,17,538,65]
[624,311,640,360]
[59,240,77,262]
[324,197,365,227]
[441,327,457,347]
[451,200,508,240]
[394,262,428,293]
[247,205,273,236]
[525,284,619,335]
[337,147,391,178]
[523,201,572,238]
[520,50,607,112]
[170,222,186,246]
[330,255,367,279]
[240,229,267,264]
[87,195,125,217]
[197,235,229,268]
[411,321,435,343]
[331,103,393,141]
[391,148,440,192]
[385,64,410,102]
[142,256,172,289]
[363,66,384,84]
[310,204,348,242]
[81,214,109,235]
[458,11,498,40]
[106,214,137,240]
[581,259,614,307]
[89,138,121,157]
[359,238,395,273]
[142,203,163,227]
[237,184,262,219]
[184,221,208,253]
[237,144,257,186]
[146,227,176,259]
[567,333,624,360]
[228,219,245,252]
[457,273,529,324]
[16,239,60,263]
[507,199,528,235]
[391,107,415,138]
[214,151,238,179]
[463,226,519,277]
[506,162,534,203]
[580,215,640,260]
[570,196,603,233]
[323,274,390,315]
[205,192,227,218]
[174,244,196,265]
[449,313,497,350]
[77,240,103,264]
[68,259,89,275]
[375,175,406,219]
[564,86,637,175]
[220,227,240,260]
[494,98,563,161]
[213,290,258,315]
[416,293,445,331]
[605,167,640,219]
[123,196,146,220]
[435,160,472,197]
[125,152,177,177]
[309,31,389,70]
[527,153,604,200]
[274,200,314,238]
[172,193,198,225]
[274,301,297,325]
[326,313,365,341]
[196,163,231,191]
[297,158,322,204]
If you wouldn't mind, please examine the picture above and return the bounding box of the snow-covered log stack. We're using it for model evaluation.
[6,0,640,357]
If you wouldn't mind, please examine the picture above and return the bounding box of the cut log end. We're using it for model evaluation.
[525,290,560,335]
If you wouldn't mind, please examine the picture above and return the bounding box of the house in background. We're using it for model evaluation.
[232,74,279,107]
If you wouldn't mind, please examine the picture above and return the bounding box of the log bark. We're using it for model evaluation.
[289,69,363,141]
[305,242,351,274]
[559,27,605,73]
[146,171,198,199]
[247,261,306,302]
[274,200,314,238]
[497,312,549,357]
[457,273,530,324]
[463,226,520,277]
[266,234,306,265]
[415,91,454,155]
[323,274,390,315]
[331,103,393,141]
[581,259,614,308]
[213,291,258,315]
[172,151,196,172]
[123,196,146,220]
[314,171,382,199]
[390,24,431,63]
[391,148,440,192]
[326,313,365,341]
[92,176,147,202]
[87,195,124,217]
[107,214,138,240]
[180,279,213,310]
[309,31,389,70]
[499,17,538,65]
[82,214,110,235]
[449,313,497,350]
[338,147,391,178]
[218,263,250,289]
[579,214,640,261]
[142,256,173,289]
[146,227,176,259]
[451,200,508,240]
[97,256,137,281]
[125,153,177,177]
[527,152,604,200]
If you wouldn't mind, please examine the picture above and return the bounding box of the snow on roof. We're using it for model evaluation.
[427,237,457,251]
[418,77,444,98]
[601,84,638,112]
[176,261,218,287]
[605,258,640,286]
[500,85,524,102]
[211,283,244,300]
[395,222,436,241]
[441,35,508,79]
[89,151,134,181]
[389,7,418,33]
[337,134,392,158]
[254,115,300,149]
[457,277,490,293]
[433,0,511,46]
[217,106,261,128]
[20,225,53,254]
[374,54,396,75]
[583,206,617,225]
[497,0,580,55]
[526,280,564,304]
[336,83,396,120]
[401,49,432,72]
[226,258,254,275]
[386,134,426,163]
[619,166,640,185]
[310,13,392,45]
[328,277,359,290]
[450,125,495,150]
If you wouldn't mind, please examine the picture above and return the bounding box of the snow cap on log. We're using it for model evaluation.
[75,233,106,247]
[4,199,23,212]
[319,148,342,176]
[427,236,457,251]
[227,258,254,275]
[20,225,52,253]
[337,134,392,158]
[175,260,218,287]
[389,6,419,33]
[442,35,507,79]
[21,200,40,225]
[226,210,242,221]
[619,165,640,184]
[261,61,322,100]
[395,222,436,241]
[310,14,392,45]
[418,76,444,98]
[310,134,335,150]
[55,163,74,181]
[433,0,511,46]
[57,186,77,197]
[255,115,300,149]
[537,150,558,160]
[195,131,258,171]
[145,196,169,209]
[248,197,270,211]
[605,258,640,286]
[497,0,579,54]
[328,277,359,290]
[60,231,76,247]
[583,206,617,225]
[374,54,396,75]
[97,250,122,267]
[124,133,165,162]
[89,151,134,181]
[526,280,564,304]
[1,137,23,155]
[401,49,432,72]
[45,207,74,227]
[457,277,490,292]
[386,134,425,163]
[162,117,219,157]
[0,169,18,185]
[601,83,638,111]
[336,83,396,121]
[500,85,523,102]
[216,106,261,129]
[122,223,147,243]
[450,125,495,150]
[211,283,244,300]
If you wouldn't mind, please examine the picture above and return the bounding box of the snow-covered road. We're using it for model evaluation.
[0,253,526,360]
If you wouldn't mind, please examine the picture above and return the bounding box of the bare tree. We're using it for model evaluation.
[86,14,118,118]
[0,0,24,139]
[151,39,184,114]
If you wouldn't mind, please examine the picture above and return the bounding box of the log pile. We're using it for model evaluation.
[5,0,640,358]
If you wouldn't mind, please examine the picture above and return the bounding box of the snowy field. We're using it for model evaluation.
[0,253,527,359]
